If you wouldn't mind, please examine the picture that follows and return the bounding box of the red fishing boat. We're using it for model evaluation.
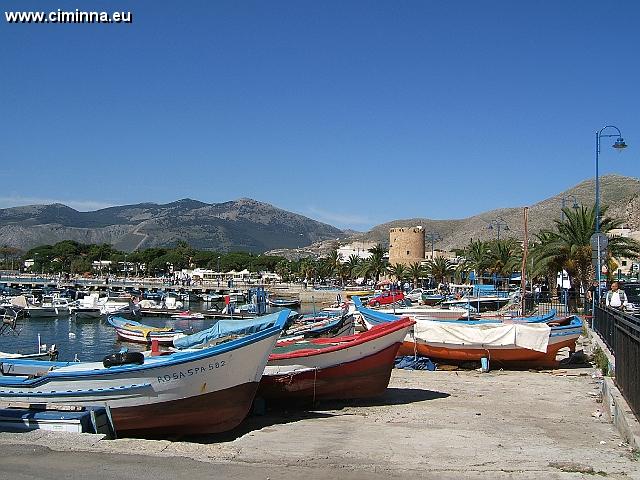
[258,317,415,402]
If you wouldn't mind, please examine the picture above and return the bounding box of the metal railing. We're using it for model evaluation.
[524,291,587,316]
[593,305,640,419]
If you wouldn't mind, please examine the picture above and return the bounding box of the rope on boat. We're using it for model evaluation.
[312,367,317,404]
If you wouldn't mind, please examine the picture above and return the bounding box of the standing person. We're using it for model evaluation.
[605,282,627,310]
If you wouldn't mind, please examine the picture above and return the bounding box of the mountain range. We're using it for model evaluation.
[0,198,345,253]
[0,175,638,254]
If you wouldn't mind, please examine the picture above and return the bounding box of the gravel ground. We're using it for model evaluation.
[0,342,638,479]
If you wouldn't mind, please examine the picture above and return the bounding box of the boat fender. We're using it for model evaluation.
[103,351,145,368]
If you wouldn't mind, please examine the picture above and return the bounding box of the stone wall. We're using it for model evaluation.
[389,227,425,266]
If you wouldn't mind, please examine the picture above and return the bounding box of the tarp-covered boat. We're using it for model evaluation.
[354,298,581,368]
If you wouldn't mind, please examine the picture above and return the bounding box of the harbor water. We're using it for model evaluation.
[0,302,314,363]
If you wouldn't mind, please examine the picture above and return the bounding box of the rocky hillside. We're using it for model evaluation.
[352,175,640,251]
[0,198,346,253]
[1,175,637,256]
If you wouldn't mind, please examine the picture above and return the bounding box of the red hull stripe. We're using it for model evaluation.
[258,343,401,402]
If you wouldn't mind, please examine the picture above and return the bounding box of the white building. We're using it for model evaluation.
[609,228,640,275]
[337,241,376,263]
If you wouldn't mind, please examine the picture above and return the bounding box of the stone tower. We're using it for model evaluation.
[389,226,425,266]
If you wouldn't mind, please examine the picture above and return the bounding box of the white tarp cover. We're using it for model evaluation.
[412,321,551,352]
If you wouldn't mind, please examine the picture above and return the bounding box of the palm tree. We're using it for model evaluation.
[358,245,387,282]
[487,239,522,286]
[275,260,291,283]
[425,256,455,284]
[407,262,425,287]
[388,263,407,282]
[298,258,316,285]
[325,250,343,280]
[533,205,640,296]
[459,239,491,283]
[345,254,361,281]
[529,232,564,297]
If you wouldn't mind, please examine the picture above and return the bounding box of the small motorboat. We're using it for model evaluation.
[268,298,301,308]
[107,316,185,345]
[70,294,103,319]
[0,335,58,361]
[170,311,205,320]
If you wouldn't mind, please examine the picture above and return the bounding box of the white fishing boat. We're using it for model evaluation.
[70,293,103,319]
[377,301,469,321]
[0,310,291,437]
[0,335,58,360]
[25,296,71,318]
[98,293,141,318]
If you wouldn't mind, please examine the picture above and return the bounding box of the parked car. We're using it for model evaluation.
[405,288,424,303]
[367,290,405,307]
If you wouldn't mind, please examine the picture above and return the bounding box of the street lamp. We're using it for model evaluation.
[487,217,510,241]
[594,125,628,303]
[560,194,580,222]
[425,232,442,260]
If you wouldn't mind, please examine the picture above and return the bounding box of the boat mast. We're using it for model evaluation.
[520,207,529,315]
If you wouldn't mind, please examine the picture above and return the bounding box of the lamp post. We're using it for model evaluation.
[594,125,628,304]
[425,232,442,260]
[561,194,580,222]
[487,217,510,241]
[217,256,221,287]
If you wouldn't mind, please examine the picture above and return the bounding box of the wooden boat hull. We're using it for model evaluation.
[113,381,259,436]
[0,313,289,437]
[259,318,414,402]
[73,309,103,319]
[354,297,581,368]
[114,329,180,345]
[258,343,400,402]
[108,316,183,345]
[398,335,578,368]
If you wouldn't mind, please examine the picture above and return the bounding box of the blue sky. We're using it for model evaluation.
[1,1,638,230]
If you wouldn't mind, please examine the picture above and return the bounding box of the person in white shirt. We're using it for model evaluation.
[605,282,627,310]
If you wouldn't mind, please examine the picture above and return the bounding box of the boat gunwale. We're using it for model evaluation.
[269,317,414,360]
[0,310,290,385]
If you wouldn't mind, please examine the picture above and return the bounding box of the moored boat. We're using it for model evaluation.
[0,309,291,437]
[268,297,301,308]
[170,310,205,320]
[107,316,185,345]
[25,296,71,318]
[281,311,355,341]
[376,301,469,321]
[70,294,103,319]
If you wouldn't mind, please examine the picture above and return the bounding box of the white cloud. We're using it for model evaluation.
[304,206,373,228]
[0,196,114,211]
